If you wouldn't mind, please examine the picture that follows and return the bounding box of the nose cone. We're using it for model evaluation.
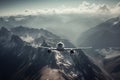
[57,42,64,50]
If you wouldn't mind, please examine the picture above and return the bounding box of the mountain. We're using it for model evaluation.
[0,16,32,28]
[103,55,120,80]
[0,27,111,80]
[77,17,120,80]
[0,27,11,43]
[11,26,60,39]
[11,26,75,48]
[78,17,120,48]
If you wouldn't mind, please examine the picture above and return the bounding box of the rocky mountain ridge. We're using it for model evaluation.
[0,27,111,80]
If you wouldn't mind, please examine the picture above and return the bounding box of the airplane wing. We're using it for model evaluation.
[64,47,92,50]
[40,46,92,50]
[40,46,92,54]
[40,46,57,50]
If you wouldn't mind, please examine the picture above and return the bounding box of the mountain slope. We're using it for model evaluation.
[103,55,120,80]
[11,26,75,48]
[0,27,111,80]
[78,17,120,48]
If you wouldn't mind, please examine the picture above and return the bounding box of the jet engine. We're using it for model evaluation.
[48,49,51,53]
[70,49,74,54]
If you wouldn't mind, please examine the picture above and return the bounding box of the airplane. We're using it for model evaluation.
[40,40,92,54]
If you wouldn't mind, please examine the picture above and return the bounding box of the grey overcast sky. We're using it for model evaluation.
[0,0,120,16]
[0,0,119,8]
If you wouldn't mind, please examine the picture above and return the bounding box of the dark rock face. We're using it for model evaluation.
[103,55,120,80]
[78,17,120,48]
[0,27,110,80]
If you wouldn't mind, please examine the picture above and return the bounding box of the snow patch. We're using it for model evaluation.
[31,43,40,48]
[20,35,34,43]
[54,50,78,78]
[96,48,120,59]
[105,50,120,59]
[55,51,72,68]
[113,21,119,25]
[15,17,25,21]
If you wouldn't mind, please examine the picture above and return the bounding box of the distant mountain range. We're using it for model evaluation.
[0,15,35,28]
[10,26,74,48]
[78,17,120,48]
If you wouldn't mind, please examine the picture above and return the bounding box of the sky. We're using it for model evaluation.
[0,0,120,16]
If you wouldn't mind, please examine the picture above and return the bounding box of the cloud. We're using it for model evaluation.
[111,2,120,15]
[22,1,120,16]
[116,2,120,7]
[97,4,110,13]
